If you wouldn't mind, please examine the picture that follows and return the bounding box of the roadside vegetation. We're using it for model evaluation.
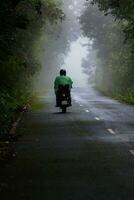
[0,0,63,135]
[80,0,134,104]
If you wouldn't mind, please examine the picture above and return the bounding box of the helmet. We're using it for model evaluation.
[60,69,66,76]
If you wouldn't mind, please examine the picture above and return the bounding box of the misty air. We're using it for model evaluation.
[0,0,134,199]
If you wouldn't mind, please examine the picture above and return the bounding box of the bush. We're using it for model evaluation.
[0,0,63,135]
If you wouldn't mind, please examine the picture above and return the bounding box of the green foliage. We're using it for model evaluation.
[91,0,134,42]
[0,0,63,135]
[80,1,134,104]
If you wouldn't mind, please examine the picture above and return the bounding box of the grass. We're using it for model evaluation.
[31,98,47,111]
[94,86,134,105]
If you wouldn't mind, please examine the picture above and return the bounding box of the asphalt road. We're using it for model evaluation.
[0,87,134,200]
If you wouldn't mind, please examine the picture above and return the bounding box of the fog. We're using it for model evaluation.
[63,37,89,87]
[36,0,92,91]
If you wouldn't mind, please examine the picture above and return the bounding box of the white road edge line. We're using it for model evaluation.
[129,150,134,156]
[107,128,116,135]
[95,117,100,121]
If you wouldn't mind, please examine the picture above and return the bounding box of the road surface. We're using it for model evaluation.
[0,87,134,200]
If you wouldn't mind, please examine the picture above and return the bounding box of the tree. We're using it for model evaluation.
[0,0,63,134]
[80,2,134,103]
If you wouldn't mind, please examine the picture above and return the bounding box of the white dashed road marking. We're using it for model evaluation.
[107,129,116,135]
[80,104,83,107]
[129,150,134,156]
[95,117,100,121]
[85,110,90,113]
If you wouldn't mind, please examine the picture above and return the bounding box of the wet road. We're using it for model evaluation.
[0,87,134,200]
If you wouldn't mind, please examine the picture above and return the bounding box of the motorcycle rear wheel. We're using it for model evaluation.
[62,106,67,113]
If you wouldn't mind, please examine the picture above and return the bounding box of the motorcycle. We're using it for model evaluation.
[58,85,71,113]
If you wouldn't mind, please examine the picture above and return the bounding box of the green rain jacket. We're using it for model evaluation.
[54,75,73,92]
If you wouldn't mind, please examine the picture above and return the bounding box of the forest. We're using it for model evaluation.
[80,0,134,103]
[0,0,63,135]
[0,0,134,135]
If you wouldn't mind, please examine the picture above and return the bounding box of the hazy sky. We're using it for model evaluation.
[63,37,89,87]
[61,0,90,87]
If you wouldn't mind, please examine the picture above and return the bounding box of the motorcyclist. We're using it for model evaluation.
[54,69,73,107]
